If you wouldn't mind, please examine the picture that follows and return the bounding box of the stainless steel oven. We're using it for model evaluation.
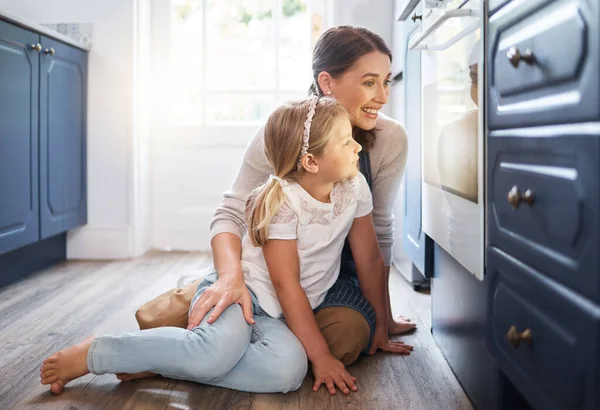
[411,0,484,279]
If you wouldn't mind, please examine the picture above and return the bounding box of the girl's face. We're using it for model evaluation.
[328,51,392,131]
[317,116,362,182]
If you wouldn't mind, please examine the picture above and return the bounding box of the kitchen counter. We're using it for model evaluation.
[0,7,90,51]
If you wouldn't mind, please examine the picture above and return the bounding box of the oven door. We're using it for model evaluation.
[415,0,484,279]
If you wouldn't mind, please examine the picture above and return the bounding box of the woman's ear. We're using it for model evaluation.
[317,72,333,95]
[301,154,319,174]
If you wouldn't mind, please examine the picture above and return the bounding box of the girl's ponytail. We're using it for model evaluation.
[246,177,286,247]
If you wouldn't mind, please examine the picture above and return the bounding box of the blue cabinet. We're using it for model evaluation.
[0,21,40,254]
[485,1,600,409]
[401,2,431,283]
[0,19,87,286]
[39,37,87,239]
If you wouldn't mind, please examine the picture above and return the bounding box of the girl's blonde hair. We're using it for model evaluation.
[246,97,348,246]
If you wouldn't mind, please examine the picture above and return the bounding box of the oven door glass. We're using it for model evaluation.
[420,0,484,279]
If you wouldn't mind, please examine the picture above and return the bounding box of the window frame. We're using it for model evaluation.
[161,0,331,128]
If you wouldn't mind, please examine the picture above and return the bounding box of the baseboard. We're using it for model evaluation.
[66,225,132,259]
[152,228,211,252]
[0,233,66,288]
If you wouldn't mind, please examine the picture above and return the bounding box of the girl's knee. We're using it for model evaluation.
[316,307,370,366]
[274,347,308,393]
[258,326,308,392]
[190,305,252,371]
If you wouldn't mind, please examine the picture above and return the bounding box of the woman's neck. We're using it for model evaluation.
[295,173,335,203]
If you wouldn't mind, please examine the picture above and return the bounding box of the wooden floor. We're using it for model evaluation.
[0,251,473,410]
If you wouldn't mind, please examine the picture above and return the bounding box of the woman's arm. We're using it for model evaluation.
[188,127,272,328]
[209,125,273,241]
[187,233,253,329]
[370,121,409,266]
[262,239,357,395]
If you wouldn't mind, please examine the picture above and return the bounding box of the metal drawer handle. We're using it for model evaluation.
[507,46,535,68]
[507,325,532,348]
[411,13,422,22]
[44,47,56,56]
[507,185,535,209]
[30,43,42,52]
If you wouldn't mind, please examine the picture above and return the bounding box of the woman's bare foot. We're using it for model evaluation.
[115,371,157,381]
[40,336,94,394]
[388,316,417,335]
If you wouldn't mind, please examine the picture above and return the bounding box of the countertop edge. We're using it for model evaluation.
[0,9,91,51]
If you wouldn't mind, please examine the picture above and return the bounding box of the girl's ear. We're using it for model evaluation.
[300,154,319,174]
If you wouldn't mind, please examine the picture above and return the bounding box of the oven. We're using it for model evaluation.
[410,0,484,279]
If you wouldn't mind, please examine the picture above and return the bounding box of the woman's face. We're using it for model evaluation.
[327,51,392,131]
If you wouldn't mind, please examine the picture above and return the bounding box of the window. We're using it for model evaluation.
[170,0,327,126]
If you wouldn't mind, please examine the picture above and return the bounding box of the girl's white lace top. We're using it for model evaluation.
[241,173,373,318]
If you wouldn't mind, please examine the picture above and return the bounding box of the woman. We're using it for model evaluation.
[136,25,414,368]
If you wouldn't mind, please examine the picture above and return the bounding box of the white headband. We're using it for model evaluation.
[297,96,319,170]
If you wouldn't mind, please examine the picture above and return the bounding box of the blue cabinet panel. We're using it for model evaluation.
[488,129,600,304]
[487,247,600,410]
[0,20,39,255]
[39,36,87,239]
[488,0,599,129]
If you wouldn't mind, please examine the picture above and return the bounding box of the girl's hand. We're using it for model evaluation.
[312,354,358,395]
[368,326,414,355]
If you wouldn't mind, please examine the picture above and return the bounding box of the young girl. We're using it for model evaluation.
[40,96,411,396]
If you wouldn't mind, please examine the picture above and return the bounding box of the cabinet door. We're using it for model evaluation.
[39,37,87,239]
[402,7,428,275]
[488,0,598,129]
[488,129,600,304]
[0,21,40,255]
[487,247,600,410]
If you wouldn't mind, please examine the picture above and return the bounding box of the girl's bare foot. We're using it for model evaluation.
[40,337,94,394]
[388,316,417,335]
[115,371,157,381]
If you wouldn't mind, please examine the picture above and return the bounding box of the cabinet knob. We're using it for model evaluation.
[411,13,422,22]
[44,47,56,56]
[507,186,535,209]
[30,43,42,52]
[507,46,535,68]
[507,325,532,348]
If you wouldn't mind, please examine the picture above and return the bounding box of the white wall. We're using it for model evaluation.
[0,0,150,259]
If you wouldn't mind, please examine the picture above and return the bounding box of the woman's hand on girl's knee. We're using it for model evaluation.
[187,278,255,330]
[311,354,358,395]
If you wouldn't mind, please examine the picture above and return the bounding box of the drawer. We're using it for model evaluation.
[487,128,600,303]
[487,247,600,410]
[487,0,599,129]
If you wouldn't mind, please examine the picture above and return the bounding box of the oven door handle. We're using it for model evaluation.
[409,9,480,52]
